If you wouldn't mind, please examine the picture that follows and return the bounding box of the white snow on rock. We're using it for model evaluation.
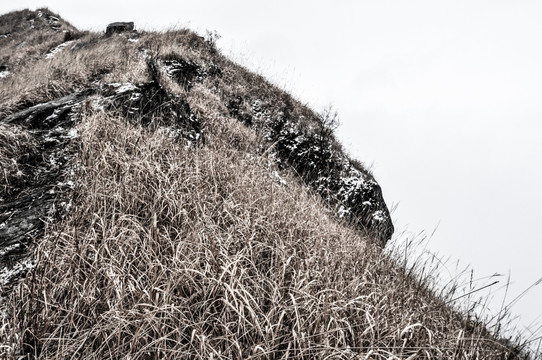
[114,83,138,94]
[273,170,288,186]
[337,176,370,201]
[0,258,35,286]
[67,128,78,138]
[0,243,21,257]
[57,180,75,189]
[157,126,183,139]
[0,70,10,78]
[372,210,385,222]
[46,40,74,59]
[128,92,142,101]
[337,205,350,218]
[91,97,106,111]
[60,200,72,213]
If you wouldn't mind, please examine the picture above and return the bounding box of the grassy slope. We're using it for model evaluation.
[0,9,534,359]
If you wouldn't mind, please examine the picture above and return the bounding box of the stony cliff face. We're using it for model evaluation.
[0,9,393,288]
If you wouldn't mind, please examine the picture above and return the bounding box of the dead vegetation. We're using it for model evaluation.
[0,9,538,359]
[0,123,39,198]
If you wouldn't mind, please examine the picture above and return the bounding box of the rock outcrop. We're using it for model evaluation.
[0,11,394,289]
[1,89,92,285]
[258,105,394,244]
[106,22,135,36]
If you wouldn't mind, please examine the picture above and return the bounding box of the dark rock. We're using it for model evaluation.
[163,54,202,91]
[3,89,93,128]
[1,89,92,283]
[227,96,253,126]
[47,15,61,31]
[63,31,73,42]
[102,80,202,142]
[261,109,394,245]
[98,59,201,142]
[106,22,135,36]
[0,187,55,262]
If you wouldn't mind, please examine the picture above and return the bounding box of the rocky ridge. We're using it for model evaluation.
[0,9,533,360]
[0,9,392,289]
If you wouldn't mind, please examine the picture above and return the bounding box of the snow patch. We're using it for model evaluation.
[115,83,138,94]
[0,70,10,79]
[57,180,75,189]
[0,258,35,286]
[67,128,78,138]
[128,92,142,101]
[60,200,72,213]
[48,15,61,30]
[0,243,21,257]
[157,126,183,139]
[46,40,75,59]
[49,154,58,166]
[91,98,106,111]
[273,171,287,186]
[372,210,385,222]
[337,205,350,218]
[338,176,368,197]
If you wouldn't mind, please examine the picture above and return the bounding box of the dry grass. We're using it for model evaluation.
[0,33,148,118]
[0,123,39,198]
[2,112,526,359]
[0,10,538,359]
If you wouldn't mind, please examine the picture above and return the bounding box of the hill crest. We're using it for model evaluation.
[0,9,532,359]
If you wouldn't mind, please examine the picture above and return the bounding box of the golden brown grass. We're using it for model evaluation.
[0,11,538,359]
[2,111,526,359]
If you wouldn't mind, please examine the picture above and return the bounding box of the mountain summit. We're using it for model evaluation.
[0,9,531,359]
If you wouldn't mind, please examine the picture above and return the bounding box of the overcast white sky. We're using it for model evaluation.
[2,0,541,341]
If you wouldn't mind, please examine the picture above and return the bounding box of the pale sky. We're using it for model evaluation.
[2,0,541,342]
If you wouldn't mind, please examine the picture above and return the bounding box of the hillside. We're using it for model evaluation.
[0,8,533,359]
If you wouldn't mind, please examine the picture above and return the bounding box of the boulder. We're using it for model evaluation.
[106,22,135,36]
